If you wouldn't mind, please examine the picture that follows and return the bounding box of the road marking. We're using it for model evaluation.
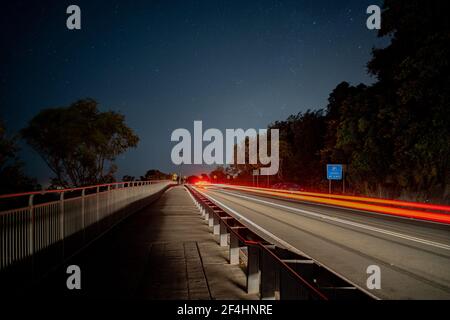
[213,189,450,251]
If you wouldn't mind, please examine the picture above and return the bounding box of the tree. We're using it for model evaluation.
[270,110,326,188]
[0,119,39,194]
[331,85,396,196]
[209,166,227,183]
[122,175,136,182]
[366,0,450,200]
[21,99,139,188]
[321,82,366,165]
[140,169,170,181]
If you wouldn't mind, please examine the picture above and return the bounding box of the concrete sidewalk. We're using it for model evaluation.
[33,186,257,300]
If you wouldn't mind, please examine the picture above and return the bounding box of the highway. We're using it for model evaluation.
[194,185,450,300]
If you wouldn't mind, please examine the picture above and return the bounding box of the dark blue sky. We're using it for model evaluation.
[1,0,387,185]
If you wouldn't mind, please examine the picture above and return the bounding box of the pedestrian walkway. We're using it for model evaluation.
[32,186,257,300]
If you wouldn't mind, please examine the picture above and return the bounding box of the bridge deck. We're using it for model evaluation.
[32,186,257,299]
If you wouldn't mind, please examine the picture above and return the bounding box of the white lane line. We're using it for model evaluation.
[213,189,450,251]
[195,187,381,299]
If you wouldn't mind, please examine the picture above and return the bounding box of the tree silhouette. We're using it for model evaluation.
[0,119,39,194]
[22,99,139,188]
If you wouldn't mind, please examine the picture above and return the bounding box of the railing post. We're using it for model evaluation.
[28,194,34,257]
[81,189,85,242]
[229,232,240,265]
[81,189,85,229]
[213,214,220,235]
[260,248,277,300]
[219,221,228,247]
[59,192,65,259]
[208,210,214,227]
[107,185,111,217]
[247,245,261,294]
[28,194,34,278]
[96,186,100,223]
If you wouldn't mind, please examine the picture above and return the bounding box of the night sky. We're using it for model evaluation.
[1,0,387,186]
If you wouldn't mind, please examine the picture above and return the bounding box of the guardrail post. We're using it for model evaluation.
[81,189,85,242]
[247,245,261,294]
[229,232,240,265]
[204,208,209,222]
[96,186,100,223]
[28,194,35,277]
[219,221,229,246]
[28,194,34,256]
[107,185,111,217]
[260,248,277,300]
[208,211,213,227]
[81,189,85,228]
[213,214,220,235]
[59,191,65,259]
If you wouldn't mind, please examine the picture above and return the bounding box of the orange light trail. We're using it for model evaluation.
[214,185,450,224]
[248,187,449,212]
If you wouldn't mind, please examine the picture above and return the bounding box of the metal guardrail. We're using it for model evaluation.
[186,185,374,300]
[0,180,171,272]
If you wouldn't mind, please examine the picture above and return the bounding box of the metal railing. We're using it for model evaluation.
[186,185,374,300]
[0,180,172,272]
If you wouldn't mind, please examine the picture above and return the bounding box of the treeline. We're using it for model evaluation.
[122,169,172,182]
[232,0,450,202]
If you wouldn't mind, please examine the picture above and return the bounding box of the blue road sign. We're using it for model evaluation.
[327,164,343,180]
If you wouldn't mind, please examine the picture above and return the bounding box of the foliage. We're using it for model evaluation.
[229,0,449,201]
[21,99,139,188]
[209,166,227,182]
[140,169,171,181]
[122,175,136,182]
[269,110,326,188]
[0,120,40,194]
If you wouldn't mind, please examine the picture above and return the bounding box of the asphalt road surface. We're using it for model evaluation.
[196,186,450,300]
